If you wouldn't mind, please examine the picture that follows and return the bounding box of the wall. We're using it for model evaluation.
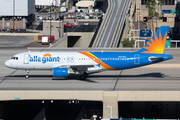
[15,0,28,16]
[35,0,61,6]
[67,32,94,48]
[0,0,35,16]
[40,20,64,40]
[1,90,180,119]
[28,0,35,15]
[0,18,26,29]
[0,0,13,16]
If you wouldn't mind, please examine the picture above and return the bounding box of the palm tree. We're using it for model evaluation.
[145,0,157,33]
[157,0,164,18]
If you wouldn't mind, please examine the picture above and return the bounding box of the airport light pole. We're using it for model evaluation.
[59,0,61,38]
[13,0,15,31]
[50,3,53,42]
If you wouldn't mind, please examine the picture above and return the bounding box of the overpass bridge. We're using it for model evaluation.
[1,90,180,118]
[91,0,132,48]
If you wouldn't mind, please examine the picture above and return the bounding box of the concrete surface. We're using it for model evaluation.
[0,48,179,91]
[0,48,180,119]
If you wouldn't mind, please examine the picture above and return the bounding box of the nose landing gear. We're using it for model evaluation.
[25,70,30,79]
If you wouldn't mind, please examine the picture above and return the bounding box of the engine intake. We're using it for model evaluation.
[53,68,69,77]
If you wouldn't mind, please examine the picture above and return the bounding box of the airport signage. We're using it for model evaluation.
[140,30,151,37]
[15,98,20,100]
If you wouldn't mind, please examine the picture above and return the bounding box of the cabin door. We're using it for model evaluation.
[24,54,29,64]
[134,54,140,64]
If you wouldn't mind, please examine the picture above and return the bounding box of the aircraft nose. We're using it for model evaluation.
[5,60,11,67]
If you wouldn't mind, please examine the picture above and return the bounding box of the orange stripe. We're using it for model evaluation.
[79,52,116,70]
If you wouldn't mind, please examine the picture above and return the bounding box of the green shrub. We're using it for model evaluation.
[121,38,135,47]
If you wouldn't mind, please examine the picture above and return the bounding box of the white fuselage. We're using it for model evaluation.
[5,52,104,72]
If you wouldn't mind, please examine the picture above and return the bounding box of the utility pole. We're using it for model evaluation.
[50,3,52,42]
[55,0,57,20]
[59,0,61,38]
[13,0,15,31]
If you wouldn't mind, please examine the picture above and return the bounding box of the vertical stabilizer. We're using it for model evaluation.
[137,26,170,54]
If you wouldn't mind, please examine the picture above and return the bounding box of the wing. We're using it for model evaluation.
[64,65,94,71]
[52,63,102,74]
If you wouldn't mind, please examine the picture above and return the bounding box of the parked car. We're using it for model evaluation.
[64,22,76,28]
[0,29,5,32]
[76,15,84,19]
[7,28,13,33]
[84,21,90,26]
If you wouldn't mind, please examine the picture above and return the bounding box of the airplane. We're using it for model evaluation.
[5,26,172,80]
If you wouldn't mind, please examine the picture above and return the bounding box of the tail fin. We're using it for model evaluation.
[136,26,170,54]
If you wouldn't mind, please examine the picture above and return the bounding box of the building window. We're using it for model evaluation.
[141,0,150,5]
[173,28,179,33]
[164,0,175,5]
[142,0,174,5]
[162,17,167,22]
[175,17,180,22]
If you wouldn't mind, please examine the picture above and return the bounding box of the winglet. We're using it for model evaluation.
[136,26,170,54]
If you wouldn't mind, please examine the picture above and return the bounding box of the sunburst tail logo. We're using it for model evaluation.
[137,26,170,54]
[43,53,52,57]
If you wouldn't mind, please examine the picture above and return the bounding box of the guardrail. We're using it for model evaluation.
[135,40,180,48]
[134,40,146,48]
[171,40,180,48]
[50,34,67,48]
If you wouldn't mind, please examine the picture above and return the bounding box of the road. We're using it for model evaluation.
[65,25,98,32]
[0,48,180,91]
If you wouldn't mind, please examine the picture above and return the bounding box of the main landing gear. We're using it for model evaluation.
[80,72,88,80]
[25,70,30,79]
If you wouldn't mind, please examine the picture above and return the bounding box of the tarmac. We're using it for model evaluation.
[0,48,179,91]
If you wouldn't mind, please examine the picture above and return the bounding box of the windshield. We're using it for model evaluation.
[11,57,18,60]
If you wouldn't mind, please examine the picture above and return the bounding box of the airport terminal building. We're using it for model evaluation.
[0,0,35,30]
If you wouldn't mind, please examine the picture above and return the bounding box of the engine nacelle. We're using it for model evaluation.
[53,68,69,77]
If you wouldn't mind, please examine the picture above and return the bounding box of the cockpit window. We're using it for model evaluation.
[11,57,18,60]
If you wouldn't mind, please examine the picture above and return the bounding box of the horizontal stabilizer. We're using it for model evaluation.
[149,57,164,62]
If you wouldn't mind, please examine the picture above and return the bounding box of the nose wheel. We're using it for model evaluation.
[80,72,87,80]
[25,70,30,79]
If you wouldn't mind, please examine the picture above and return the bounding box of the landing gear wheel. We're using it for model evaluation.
[80,75,86,80]
[80,72,88,80]
[25,70,30,79]
[26,75,29,79]
[84,72,87,78]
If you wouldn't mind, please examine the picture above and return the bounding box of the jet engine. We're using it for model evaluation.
[53,68,71,77]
